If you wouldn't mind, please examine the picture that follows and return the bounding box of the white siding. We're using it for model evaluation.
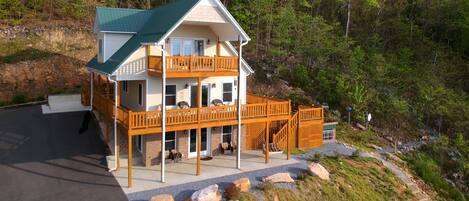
[103,33,133,62]
[185,5,227,23]
[146,75,246,111]
[120,80,146,111]
[115,46,147,80]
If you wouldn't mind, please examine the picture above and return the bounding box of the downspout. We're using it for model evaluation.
[154,44,166,182]
[90,72,93,111]
[108,75,118,172]
[237,39,248,169]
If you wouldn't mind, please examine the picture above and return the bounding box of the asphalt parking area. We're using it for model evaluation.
[0,106,127,201]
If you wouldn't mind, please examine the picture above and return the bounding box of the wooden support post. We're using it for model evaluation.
[128,134,132,188]
[196,77,201,176]
[196,127,201,176]
[265,121,270,164]
[117,81,121,106]
[287,119,291,160]
[287,100,292,160]
[216,36,220,57]
[146,45,150,68]
[116,129,120,170]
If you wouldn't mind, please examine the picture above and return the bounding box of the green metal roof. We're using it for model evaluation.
[88,0,199,74]
[324,123,338,130]
[96,7,152,33]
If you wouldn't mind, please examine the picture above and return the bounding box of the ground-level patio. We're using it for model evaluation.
[109,150,300,194]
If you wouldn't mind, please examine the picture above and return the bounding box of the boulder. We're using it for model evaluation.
[225,177,251,198]
[307,162,330,181]
[191,184,221,201]
[262,173,294,183]
[370,144,383,151]
[149,194,174,201]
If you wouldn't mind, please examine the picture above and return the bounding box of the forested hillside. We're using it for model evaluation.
[1,0,468,200]
[1,0,468,137]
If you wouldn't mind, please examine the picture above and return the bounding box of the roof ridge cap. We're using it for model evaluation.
[96,6,149,12]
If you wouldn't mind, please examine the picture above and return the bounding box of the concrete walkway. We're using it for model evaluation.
[125,142,430,201]
[42,94,90,114]
[113,151,300,195]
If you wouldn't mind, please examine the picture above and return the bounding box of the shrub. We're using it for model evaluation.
[310,153,323,163]
[297,171,308,181]
[257,181,274,192]
[291,64,310,88]
[351,149,361,159]
[12,92,27,104]
[405,153,466,201]
[238,192,257,201]
[291,148,305,155]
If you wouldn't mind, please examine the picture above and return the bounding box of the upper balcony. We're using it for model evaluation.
[147,56,239,78]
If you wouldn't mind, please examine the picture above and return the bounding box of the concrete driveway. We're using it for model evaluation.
[0,106,127,201]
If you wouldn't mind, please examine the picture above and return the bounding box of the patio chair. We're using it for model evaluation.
[177,101,190,109]
[167,149,183,163]
[219,142,237,155]
[211,99,224,106]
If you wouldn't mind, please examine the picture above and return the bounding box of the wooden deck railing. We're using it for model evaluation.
[126,101,289,129]
[88,89,291,131]
[247,93,286,103]
[148,56,238,74]
[299,107,323,121]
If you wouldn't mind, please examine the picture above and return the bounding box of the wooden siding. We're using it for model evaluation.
[298,120,324,149]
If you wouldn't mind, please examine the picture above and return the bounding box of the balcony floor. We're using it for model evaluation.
[108,150,300,195]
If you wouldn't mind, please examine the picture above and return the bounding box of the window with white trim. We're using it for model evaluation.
[222,126,233,144]
[138,83,143,106]
[122,81,128,93]
[222,83,233,102]
[171,38,204,56]
[165,131,176,151]
[323,129,334,141]
[166,85,176,106]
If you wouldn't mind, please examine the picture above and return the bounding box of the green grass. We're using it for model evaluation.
[238,192,258,201]
[259,156,413,201]
[336,123,386,151]
[403,153,466,201]
[291,148,306,155]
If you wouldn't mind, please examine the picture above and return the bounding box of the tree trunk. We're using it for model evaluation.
[345,0,351,38]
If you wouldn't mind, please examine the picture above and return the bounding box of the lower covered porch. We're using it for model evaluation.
[108,150,300,194]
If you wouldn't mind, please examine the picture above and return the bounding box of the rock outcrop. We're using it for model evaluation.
[308,162,330,181]
[191,184,221,201]
[149,194,174,201]
[262,173,294,183]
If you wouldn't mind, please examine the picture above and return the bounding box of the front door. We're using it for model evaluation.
[190,84,210,108]
[188,128,210,157]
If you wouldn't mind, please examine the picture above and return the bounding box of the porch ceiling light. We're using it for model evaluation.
[212,83,216,88]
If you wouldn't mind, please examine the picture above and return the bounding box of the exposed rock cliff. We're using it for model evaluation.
[0,21,95,104]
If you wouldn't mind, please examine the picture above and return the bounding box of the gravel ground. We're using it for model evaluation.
[127,143,357,201]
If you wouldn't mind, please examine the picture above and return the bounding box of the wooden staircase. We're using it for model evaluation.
[271,107,324,150]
